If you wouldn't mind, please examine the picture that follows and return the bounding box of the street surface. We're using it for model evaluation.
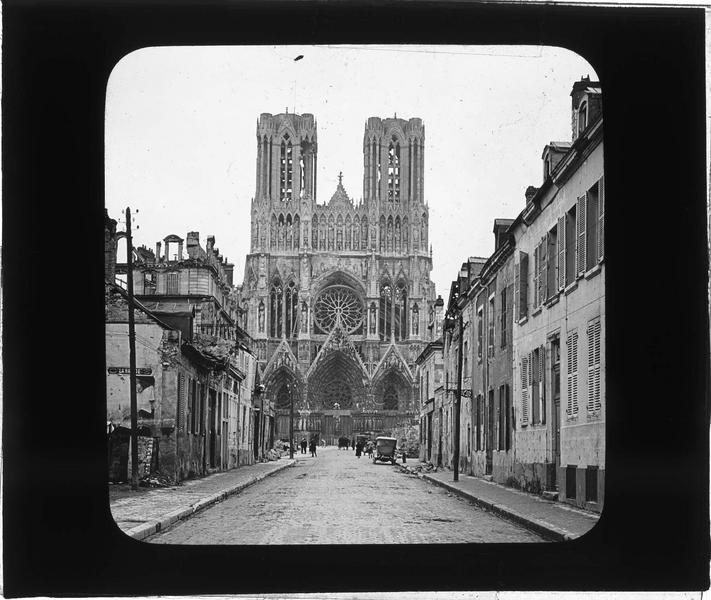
[150,447,545,544]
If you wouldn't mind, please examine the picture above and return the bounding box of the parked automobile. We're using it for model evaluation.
[372,436,398,465]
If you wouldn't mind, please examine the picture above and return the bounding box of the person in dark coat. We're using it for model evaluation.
[300,439,307,454]
[355,441,363,458]
[309,439,317,457]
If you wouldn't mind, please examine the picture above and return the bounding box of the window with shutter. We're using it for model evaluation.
[587,318,602,413]
[500,287,508,347]
[546,228,556,300]
[585,185,599,271]
[531,349,539,423]
[488,296,495,357]
[565,208,577,286]
[498,385,506,450]
[477,308,483,361]
[557,215,566,290]
[598,175,605,261]
[513,259,520,322]
[576,195,587,276]
[521,355,529,425]
[520,252,529,318]
[541,234,549,302]
[533,245,540,308]
[540,344,546,424]
[505,384,512,451]
[566,331,579,416]
[177,373,185,431]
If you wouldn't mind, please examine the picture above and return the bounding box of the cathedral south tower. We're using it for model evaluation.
[240,112,437,445]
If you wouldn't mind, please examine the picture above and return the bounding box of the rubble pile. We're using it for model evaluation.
[404,462,437,475]
[139,472,175,488]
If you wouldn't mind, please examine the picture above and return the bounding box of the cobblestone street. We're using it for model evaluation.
[150,447,545,544]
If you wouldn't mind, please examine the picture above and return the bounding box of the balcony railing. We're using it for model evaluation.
[196,323,238,341]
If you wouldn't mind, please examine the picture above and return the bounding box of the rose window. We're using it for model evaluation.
[313,285,363,334]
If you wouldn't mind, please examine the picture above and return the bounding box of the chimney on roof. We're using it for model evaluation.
[224,263,234,286]
[206,236,215,254]
[186,232,201,259]
[104,209,118,281]
[155,241,162,261]
[525,186,538,204]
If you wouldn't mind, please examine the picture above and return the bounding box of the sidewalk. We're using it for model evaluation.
[397,462,599,541]
[110,458,296,541]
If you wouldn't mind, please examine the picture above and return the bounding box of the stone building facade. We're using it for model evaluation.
[510,78,604,510]
[238,112,438,444]
[106,211,261,482]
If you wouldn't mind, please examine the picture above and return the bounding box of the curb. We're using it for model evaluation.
[125,459,296,541]
[396,464,575,542]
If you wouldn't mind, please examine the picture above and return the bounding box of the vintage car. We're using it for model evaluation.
[372,436,398,464]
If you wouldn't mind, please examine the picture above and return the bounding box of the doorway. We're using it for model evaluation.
[253,410,260,460]
[485,389,494,475]
[208,389,217,469]
[551,337,561,490]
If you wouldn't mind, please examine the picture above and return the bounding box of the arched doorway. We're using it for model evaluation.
[265,367,301,446]
[308,351,367,444]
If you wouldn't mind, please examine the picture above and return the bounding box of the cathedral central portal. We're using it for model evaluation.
[238,111,437,444]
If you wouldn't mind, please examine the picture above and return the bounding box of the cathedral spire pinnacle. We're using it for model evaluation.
[338,171,343,186]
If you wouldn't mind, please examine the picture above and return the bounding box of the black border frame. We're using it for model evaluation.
[3,1,709,595]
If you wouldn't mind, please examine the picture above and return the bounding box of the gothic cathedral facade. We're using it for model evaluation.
[239,111,438,443]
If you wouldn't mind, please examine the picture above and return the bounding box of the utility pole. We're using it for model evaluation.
[289,383,295,459]
[125,208,139,491]
[453,308,464,482]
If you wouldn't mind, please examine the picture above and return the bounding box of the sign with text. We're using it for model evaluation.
[107,367,153,375]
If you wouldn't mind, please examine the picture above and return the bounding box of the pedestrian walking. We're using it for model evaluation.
[355,441,363,458]
[309,439,317,457]
[300,439,307,454]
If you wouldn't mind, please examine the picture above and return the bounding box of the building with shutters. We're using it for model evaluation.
[509,76,605,510]
[106,211,260,481]
[236,111,439,445]
[466,220,516,485]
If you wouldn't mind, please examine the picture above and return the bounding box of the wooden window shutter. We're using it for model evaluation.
[540,237,547,305]
[541,235,548,302]
[576,195,587,276]
[522,354,529,425]
[587,319,602,412]
[506,384,512,450]
[513,259,520,322]
[520,252,529,318]
[598,175,605,261]
[543,349,548,421]
[533,244,541,308]
[557,215,566,290]
[567,331,579,415]
[177,373,185,431]
[565,333,573,417]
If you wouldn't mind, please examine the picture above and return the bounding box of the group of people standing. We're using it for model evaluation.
[354,440,374,459]
[299,438,317,457]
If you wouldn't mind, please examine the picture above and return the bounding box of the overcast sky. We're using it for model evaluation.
[105,44,596,297]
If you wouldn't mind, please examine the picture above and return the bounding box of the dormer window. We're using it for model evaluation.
[578,101,588,136]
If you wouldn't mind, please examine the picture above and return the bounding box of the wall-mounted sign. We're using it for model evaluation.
[107,367,153,375]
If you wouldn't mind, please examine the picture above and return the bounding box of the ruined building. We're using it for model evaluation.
[238,112,439,443]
